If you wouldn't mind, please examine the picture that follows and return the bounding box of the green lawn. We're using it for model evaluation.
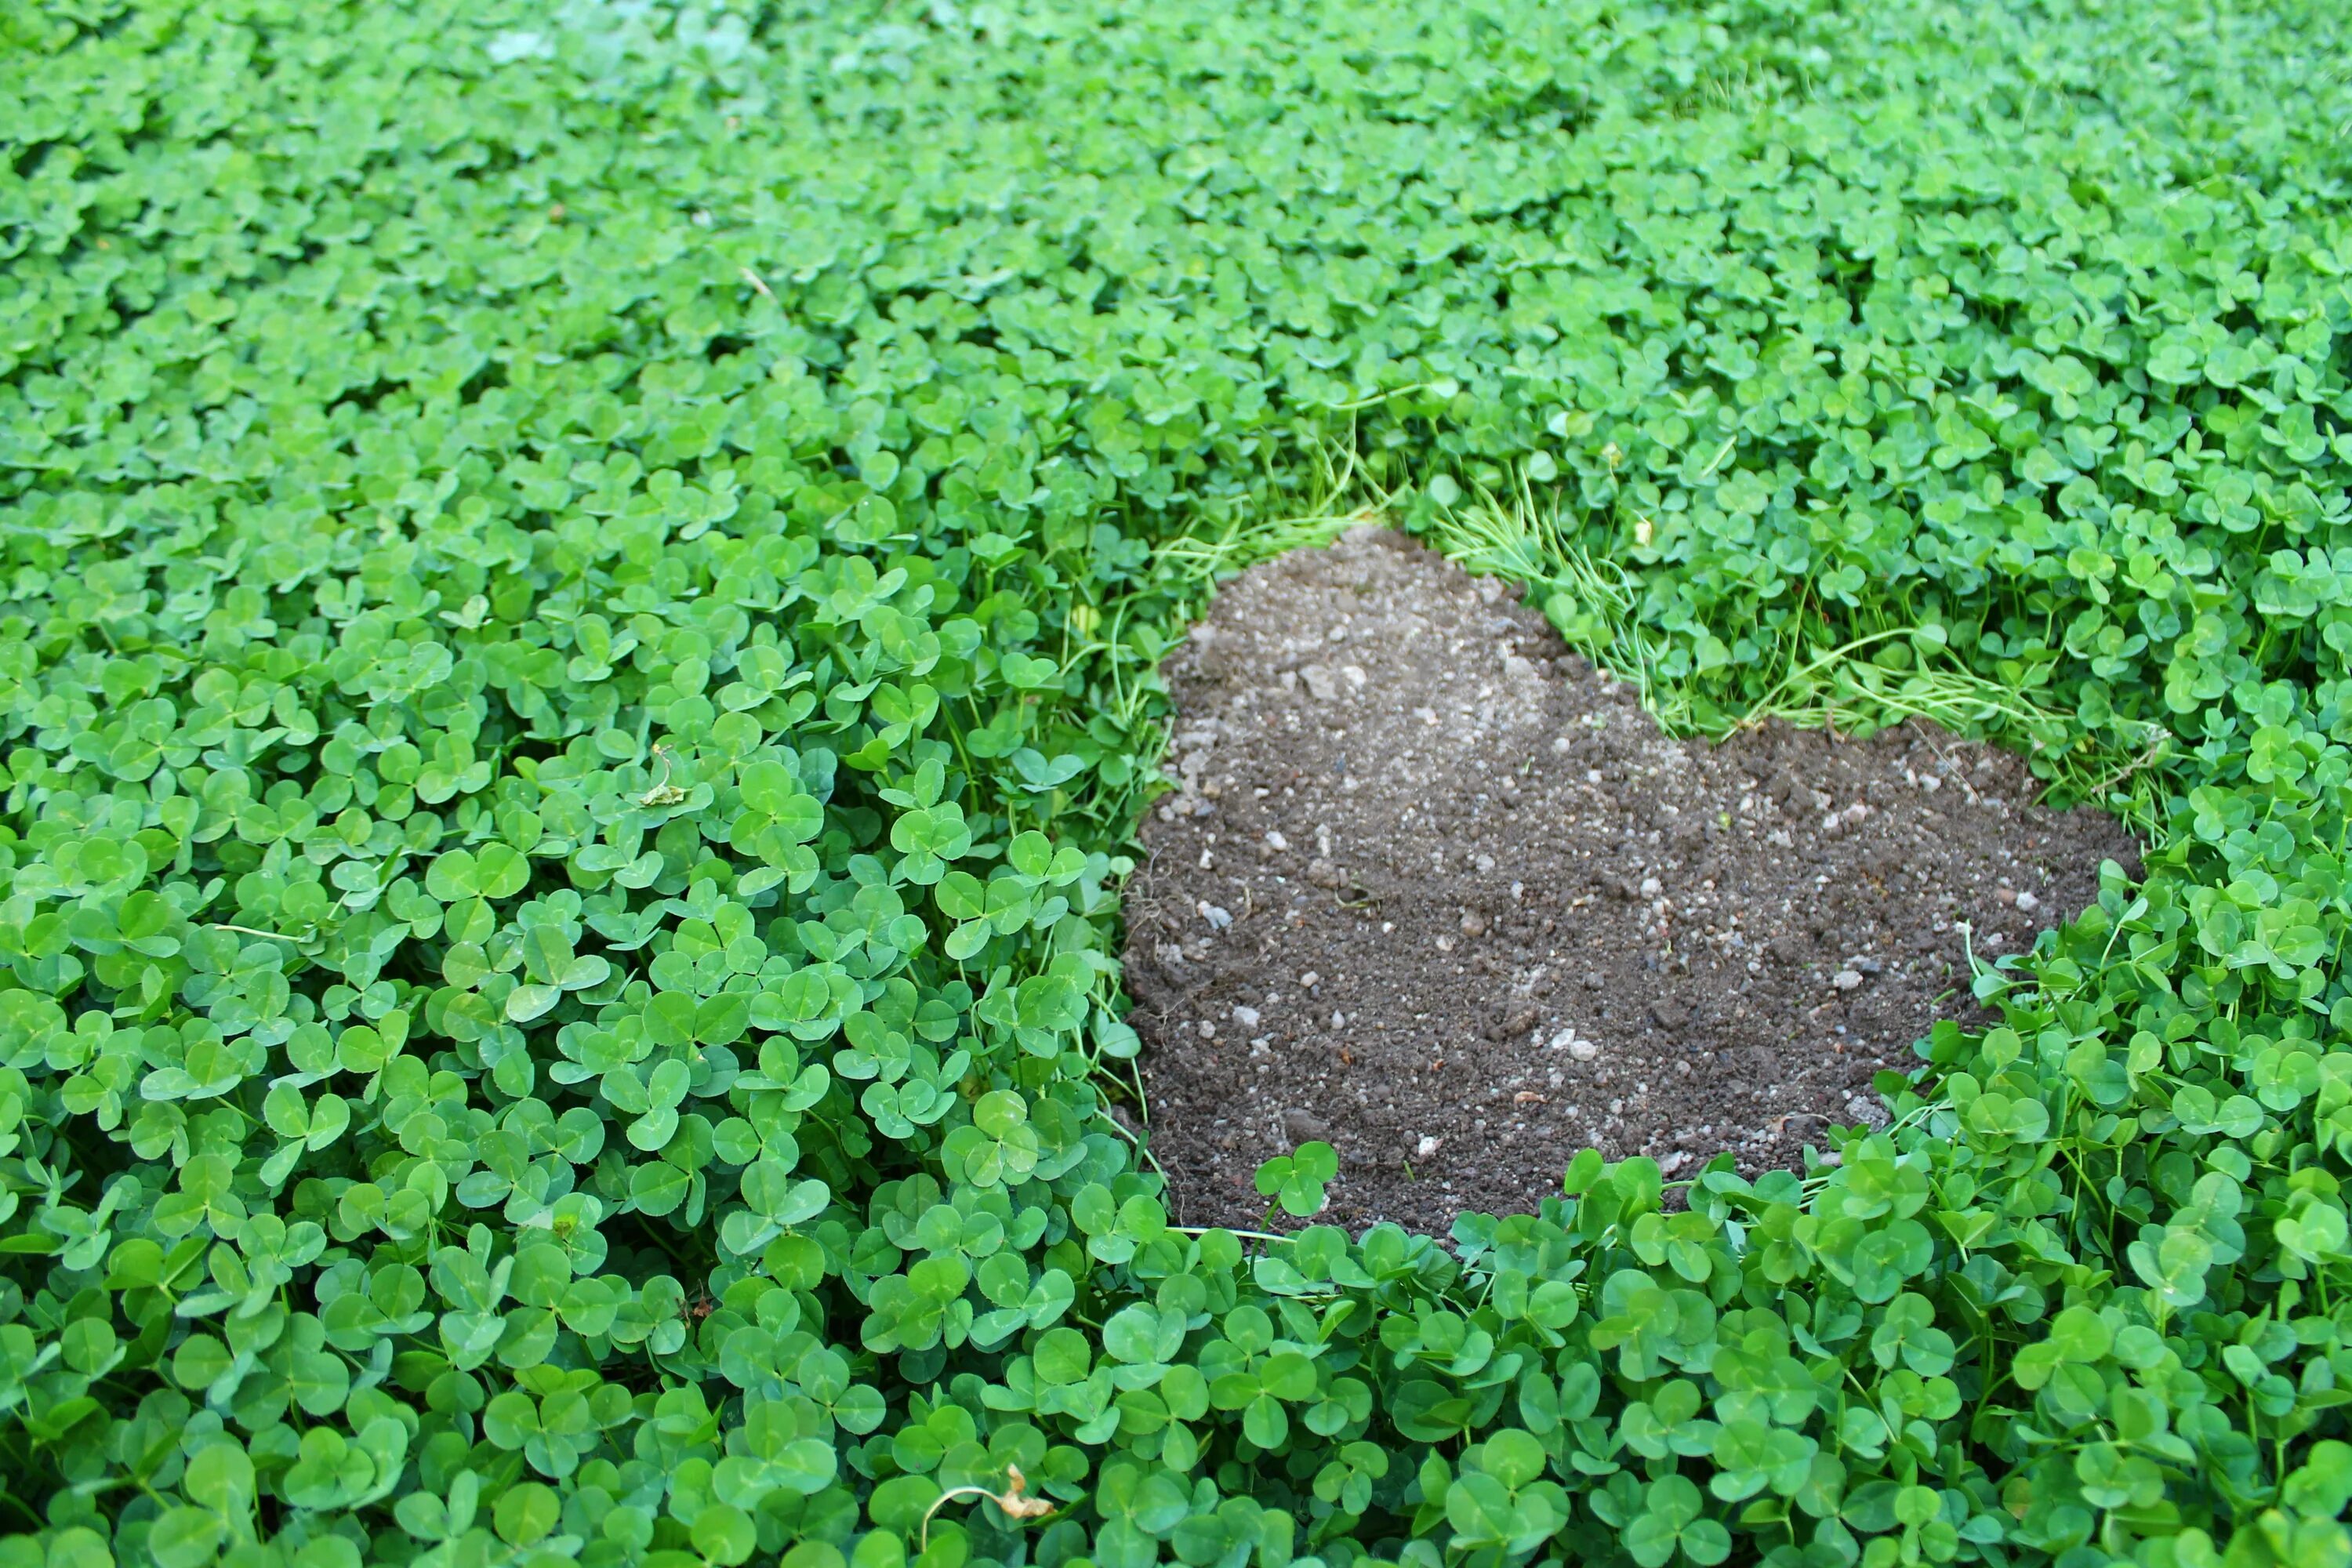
[3,2,2351,1566]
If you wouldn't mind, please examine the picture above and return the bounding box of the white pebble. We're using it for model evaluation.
[1198,902,1232,930]
[1833,969,1864,991]
[2015,891,2041,913]
[1415,1135,1440,1159]
[1264,830,1288,851]
[1548,1027,1601,1062]
[1231,1005,1261,1029]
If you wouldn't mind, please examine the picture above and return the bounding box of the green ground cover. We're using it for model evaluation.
[5,2,2352,1567]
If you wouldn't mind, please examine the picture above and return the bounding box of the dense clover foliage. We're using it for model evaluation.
[6,2,2352,1568]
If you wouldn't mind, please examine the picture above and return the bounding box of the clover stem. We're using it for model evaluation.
[1168,1225,1290,1244]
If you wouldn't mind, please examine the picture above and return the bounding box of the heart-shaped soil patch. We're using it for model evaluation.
[1123,527,2140,1236]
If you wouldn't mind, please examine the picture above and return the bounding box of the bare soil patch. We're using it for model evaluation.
[1122,527,2140,1236]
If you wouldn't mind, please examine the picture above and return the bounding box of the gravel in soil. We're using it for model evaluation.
[1122,527,2142,1237]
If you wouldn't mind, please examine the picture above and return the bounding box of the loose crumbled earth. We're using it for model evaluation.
[1121,527,2142,1236]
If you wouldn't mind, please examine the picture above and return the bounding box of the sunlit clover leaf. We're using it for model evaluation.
[393,1471,481,1545]
[183,1443,256,1525]
[2248,725,2311,786]
[862,1254,974,1354]
[431,1247,513,1372]
[2275,1193,2350,1268]
[1006,972,1085,1057]
[504,926,609,1022]
[258,1083,351,1185]
[424,844,530,902]
[1254,1142,1338,1218]
[1620,1379,1717,1461]
[1006,829,1086,885]
[1588,1269,1716,1380]
[153,1152,247,1240]
[1868,1293,1956,1376]
[1625,1475,1730,1568]
[939,1090,1040,1189]
[282,1420,408,1511]
[754,963,861,1043]
[140,1028,259,1102]
[2285,1441,2352,1519]
[2122,1214,2231,1318]
[712,1398,838,1510]
[1838,1218,1934,1302]
[734,760,824,891]
[1008,748,1086,793]
[720,646,811,713]
[2013,1305,2114,1390]
[621,1058,694,1152]
[2075,1442,2165,1511]
[971,1263,1076,1347]
[628,1162,693,1219]
[861,1054,964,1138]
[147,1508,226,1568]
[890,802,971,886]
[720,1156,829,1258]
[999,652,1063,691]
[739,761,824,832]
[1313,1441,1391,1516]
[788,1344,886,1436]
[1449,1429,1569,1555]
[1706,1419,1817,1503]
[482,1386,597,1479]
[2232,905,2327,979]
[1207,1345,1317,1449]
[1102,1301,1188,1381]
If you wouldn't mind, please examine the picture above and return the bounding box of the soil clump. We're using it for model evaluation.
[1123,527,2140,1236]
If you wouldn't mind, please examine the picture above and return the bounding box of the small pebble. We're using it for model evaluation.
[1199,902,1232,930]
[1548,1027,1601,1062]
[2015,890,2041,913]
[1833,969,1864,991]
[1232,1004,1261,1029]
[1414,1135,1440,1159]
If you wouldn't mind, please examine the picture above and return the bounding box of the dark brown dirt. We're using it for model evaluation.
[1122,527,2140,1237]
